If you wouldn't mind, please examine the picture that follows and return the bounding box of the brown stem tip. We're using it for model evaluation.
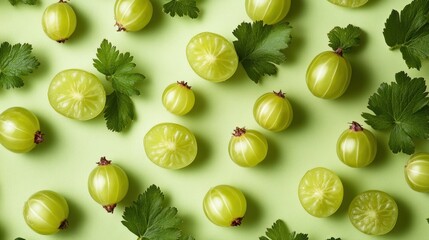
[59,219,68,230]
[349,121,364,131]
[335,48,344,57]
[273,90,285,98]
[103,204,117,213]
[115,22,126,32]
[97,156,112,166]
[177,81,191,89]
[34,131,44,144]
[232,127,246,137]
[231,217,243,226]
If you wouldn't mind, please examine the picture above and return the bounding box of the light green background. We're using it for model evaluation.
[1,0,428,239]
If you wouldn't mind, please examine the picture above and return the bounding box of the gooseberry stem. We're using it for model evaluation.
[335,48,344,56]
[273,90,285,98]
[103,204,117,213]
[34,131,44,144]
[177,81,191,89]
[232,127,246,137]
[97,156,112,166]
[115,22,126,32]
[231,217,243,226]
[59,219,68,230]
[349,121,364,131]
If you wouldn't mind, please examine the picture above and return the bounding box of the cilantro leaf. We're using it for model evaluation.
[362,71,429,154]
[14,238,25,240]
[328,24,361,54]
[232,21,292,83]
[383,0,429,70]
[9,0,37,5]
[427,218,429,223]
[0,42,40,89]
[93,39,145,132]
[326,238,341,240]
[104,91,135,133]
[290,232,308,240]
[179,235,195,240]
[259,219,310,240]
[163,0,199,18]
[122,184,191,240]
[259,219,290,240]
[93,39,144,96]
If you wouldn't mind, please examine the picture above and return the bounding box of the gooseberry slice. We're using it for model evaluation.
[348,190,398,235]
[328,0,368,8]
[48,69,106,121]
[186,32,238,82]
[143,122,197,169]
[298,167,344,217]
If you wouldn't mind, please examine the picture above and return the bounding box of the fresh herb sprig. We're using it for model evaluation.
[362,71,429,154]
[328,24,361,54]
[0,42,40,89]
[260,219,341,240]
[122,184,194,240]
[383,0,429,70]
[9,0,37,5]
[232,21,292,83]
[163,0,200,18]
[93,39,145,132]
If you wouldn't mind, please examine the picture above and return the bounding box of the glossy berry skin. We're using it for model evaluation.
[88,157,129,213]
[306,51,351,99]
[162,81,195,116]
[336,121,377,168]
[253,90,293,132]
[23,190,69,235]
[114,0,153,32]
[203,185,247,227]
[245,0,291,25]
[228,127,268,167]
[404,152,429,192]
[41,1,77,43]
[0,107,44,153]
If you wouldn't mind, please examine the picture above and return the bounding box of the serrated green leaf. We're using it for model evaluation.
[179,234,195,240]
[291,232,309,240]
[362,71,429,154]
[259,219,291,240]
[104,92,135,132]
[111,73,144,96]
[327,24,361,53]
[163,0,199,18]
[93,39,144,96]
[0,42,40,89]
[383,0,429,69]
[93,39,145,132]
[94,39,132,77]
[121,185,183,240]
[233,21,292,83]
[9,0,37,5]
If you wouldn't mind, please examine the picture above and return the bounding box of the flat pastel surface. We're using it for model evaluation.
[1,0,427,239]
